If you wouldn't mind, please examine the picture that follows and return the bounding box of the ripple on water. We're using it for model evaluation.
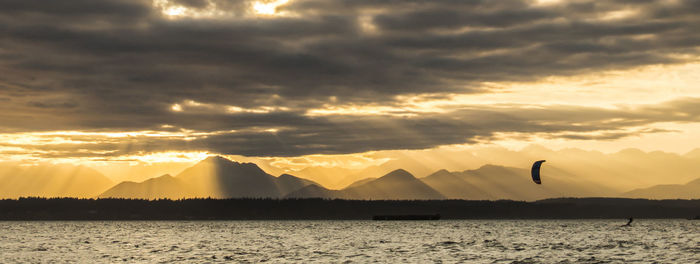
[0,220,698,263]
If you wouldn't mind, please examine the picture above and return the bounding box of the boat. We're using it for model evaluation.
[372,214,440,220]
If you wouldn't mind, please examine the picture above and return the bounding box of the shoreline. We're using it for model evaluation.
[1,197,699,220]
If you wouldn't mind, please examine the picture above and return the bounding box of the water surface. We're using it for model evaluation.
[1,220,698,263]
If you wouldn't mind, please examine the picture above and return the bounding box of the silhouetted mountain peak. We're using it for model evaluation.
[342,168,444,200]
[277,173,310,182]
[687,177,700,186]
[683,148,700,159]
[198,156,265,173]
[345,177,376,189]
[379,169,415,181]
[98,173,191,200]
[284,184,338,199]
[623,177,700,199]
[425,169,451,178]
[125,174,176,185]
[296,184,328,192]
[149,174,173,180]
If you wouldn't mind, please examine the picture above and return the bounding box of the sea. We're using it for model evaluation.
[0,220,698,263]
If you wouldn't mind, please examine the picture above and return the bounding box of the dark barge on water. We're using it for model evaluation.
[372,214,440,220]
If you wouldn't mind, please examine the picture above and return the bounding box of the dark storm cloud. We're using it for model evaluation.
[372,5,554,30]
[1,0,700,156]
[171,0,210,9]
[0,0,152,17]
[5,97,700,157]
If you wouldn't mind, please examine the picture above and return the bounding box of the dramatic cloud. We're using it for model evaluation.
[3,97,700,157]
[1,0,699,158]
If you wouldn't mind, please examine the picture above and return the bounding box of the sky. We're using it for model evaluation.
[1,0,700,178]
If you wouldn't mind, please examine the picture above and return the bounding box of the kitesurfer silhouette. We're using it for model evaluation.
[622,217,633,226]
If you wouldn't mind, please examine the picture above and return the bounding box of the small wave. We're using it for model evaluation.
[509,257,537,264]
[683,246,700,253]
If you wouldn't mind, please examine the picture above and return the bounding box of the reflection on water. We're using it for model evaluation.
[0,220,698,263]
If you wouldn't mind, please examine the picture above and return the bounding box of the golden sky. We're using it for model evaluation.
[1,0,700,179]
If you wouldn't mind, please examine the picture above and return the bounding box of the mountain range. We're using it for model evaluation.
[1,153,699,200]
[97,156,698,200]
[99,156,316,199]
[280,145,700,193]
[286,169,445,200]
[285,164,621,200]
[623,178,700,199]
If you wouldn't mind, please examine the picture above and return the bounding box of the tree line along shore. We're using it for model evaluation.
[1,197,698,220]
